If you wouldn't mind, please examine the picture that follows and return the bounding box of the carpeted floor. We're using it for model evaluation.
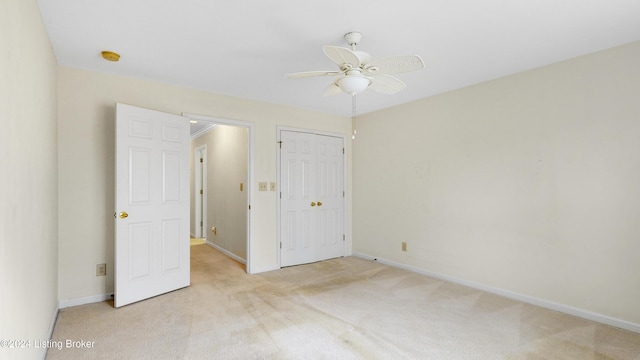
[46,245,640,359]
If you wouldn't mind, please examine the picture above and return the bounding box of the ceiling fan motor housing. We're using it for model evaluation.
[344,31,362,46]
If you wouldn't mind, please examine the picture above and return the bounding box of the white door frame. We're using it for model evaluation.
[194,144,207,239]
[276,126,348,267]
[183,113,255,274]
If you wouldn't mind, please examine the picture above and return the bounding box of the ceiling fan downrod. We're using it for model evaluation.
[344,31,362,51]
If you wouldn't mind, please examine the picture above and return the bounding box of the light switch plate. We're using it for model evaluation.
[270,182,276,191]
[258,182,268,191]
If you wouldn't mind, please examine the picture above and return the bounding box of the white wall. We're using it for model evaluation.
[0,1,59,359]
[191,125,248,260]
[353,41,640,327]
[57,66,352,302]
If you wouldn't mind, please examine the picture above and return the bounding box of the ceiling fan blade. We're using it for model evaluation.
[323,46,361,68]
[365,55,425,75]
[353,50,371,65]
[369,74,406,94]
[285,70,342,78]
[322,82,344,97]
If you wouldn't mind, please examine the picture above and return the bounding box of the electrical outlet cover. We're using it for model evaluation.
[96,263,107,276]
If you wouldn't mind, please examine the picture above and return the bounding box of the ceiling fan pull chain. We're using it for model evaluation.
[352,94,357,140]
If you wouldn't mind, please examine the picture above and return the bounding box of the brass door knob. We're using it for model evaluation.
[310,202,316,207]
[119,211,129,219]
[317,201,323,207]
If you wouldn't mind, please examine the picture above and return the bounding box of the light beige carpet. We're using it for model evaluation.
[47,245,640,359]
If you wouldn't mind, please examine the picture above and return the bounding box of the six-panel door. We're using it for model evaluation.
[115,103,190,307]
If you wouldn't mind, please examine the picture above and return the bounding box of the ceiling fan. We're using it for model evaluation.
[285,31,425,97]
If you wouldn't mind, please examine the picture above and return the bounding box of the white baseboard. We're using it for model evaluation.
[47,304,59,337]
[58,293,113,309]
[42,303,60,359]
[352,251,640,334]
[206,242,246,265]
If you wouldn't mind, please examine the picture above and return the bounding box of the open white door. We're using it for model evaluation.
[115,103,190,307]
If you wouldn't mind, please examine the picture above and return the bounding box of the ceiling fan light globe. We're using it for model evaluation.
[337,75,370,95]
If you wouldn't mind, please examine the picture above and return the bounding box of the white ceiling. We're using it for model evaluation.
[37,0,640,117]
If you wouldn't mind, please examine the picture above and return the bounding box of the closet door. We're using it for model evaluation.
[316,135,345,262]
[280,130,345,267]
[280,131,317,267]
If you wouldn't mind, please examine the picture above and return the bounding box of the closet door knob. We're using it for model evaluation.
[317,201,323,207]
[119,211,129,219]
[310,202,316,207]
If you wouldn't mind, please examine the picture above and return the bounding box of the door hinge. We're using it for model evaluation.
[200,158,203,163]
[343,147,345,154]
[249,204,251,210]
[280,242,282,249]
[343,234,345,241]
[200,189,203,195]
[200,221,203,226]
[279,191,282,199]
[343,190,345,197]
[278,141,283,149]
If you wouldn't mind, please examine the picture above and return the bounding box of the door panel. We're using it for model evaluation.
[129,222,152,279]
[162,219,182,271]
[115,103,190,307]
[129,148,152,204]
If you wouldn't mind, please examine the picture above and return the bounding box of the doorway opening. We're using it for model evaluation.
[186,113,254,274]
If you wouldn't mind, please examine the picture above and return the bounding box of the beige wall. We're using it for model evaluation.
[353,41,640,326]
[191,125,248,260]
[57,66,352,301]
[0,0,59,359]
